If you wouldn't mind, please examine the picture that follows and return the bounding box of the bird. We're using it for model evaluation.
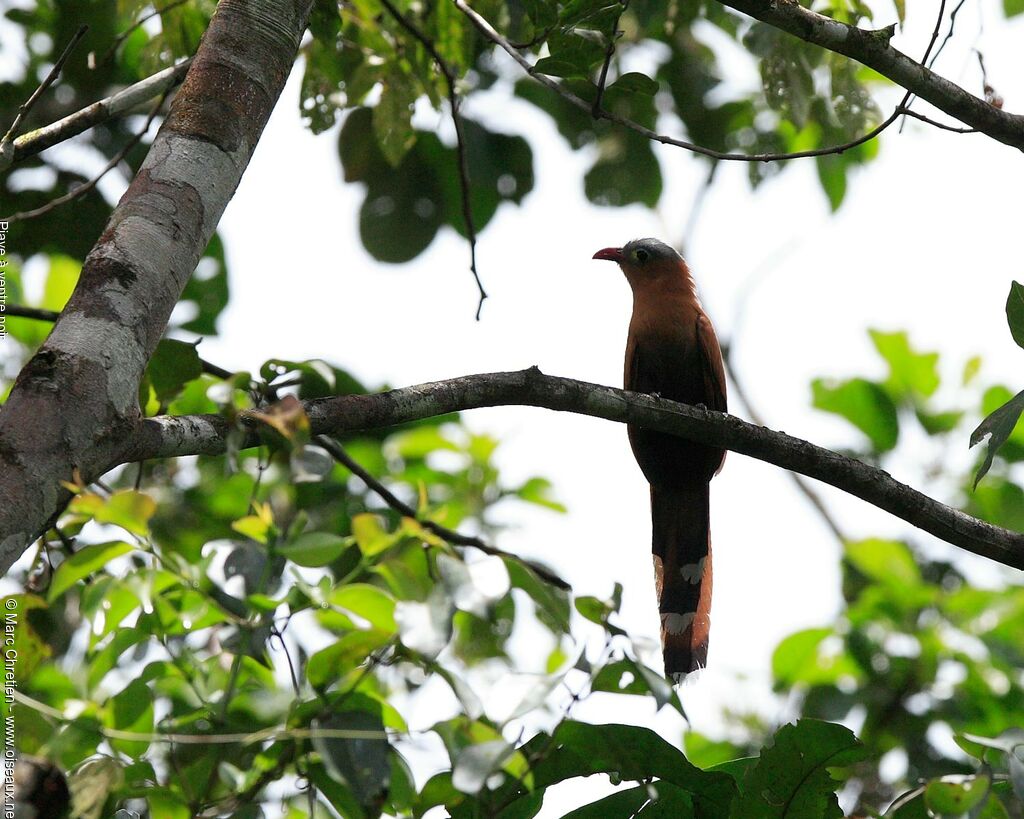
[593,238,727,681]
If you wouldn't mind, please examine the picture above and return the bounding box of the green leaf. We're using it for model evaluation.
[352,513,397,556]
[870,330,940,399]
[504,558,570,633]
[515,477,567,512]
[729,720,868,819]
[145,339,203,404]
[279,531,348,567]
[179,234,230,335]
[812,377,899,451]
[772,627,861,687]
[970,389,1024,487]
[42,254,80,311]
[329,583,398,632]
[893,0,906,25]
[307,630,392,688]
[374,68,417,166]
[564,781,695,817]
[312,708,390,809]
[1,595,51,682]
[816,154,847,211]
[49,541,134,601]
[1006,281,1024,348]
[535,31,605,79]
[684,734,746,770]
[963,355,983,385]
[585,130,662,208]
[1005,0,1024,18]
[526,721,737,813]
[924,775,991,814]
[845,538,921,588]
[608,72,659,97]
[106,678,154,756]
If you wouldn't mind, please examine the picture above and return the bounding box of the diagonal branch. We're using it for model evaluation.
[454,0,909,163]
[315,436,569,589]
[3,91,168,222]
[125,369,1024,572]
[716,0,1024,151]
[0,26,89,153]
[1,58,192,170]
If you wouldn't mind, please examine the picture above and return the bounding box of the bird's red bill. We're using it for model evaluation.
[593,247,624,262]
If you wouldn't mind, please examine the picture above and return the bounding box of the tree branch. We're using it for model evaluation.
[3,91,168,222]
[453,0,910,163]
[124,369,1024,572]
[0,0,313,574]
[0,25,89,157]
[716,0,1024,151]
[1,58,192,170]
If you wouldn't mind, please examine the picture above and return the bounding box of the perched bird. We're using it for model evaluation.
[593,238,727,681]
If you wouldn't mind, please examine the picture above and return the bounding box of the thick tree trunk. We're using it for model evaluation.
[0,0,313,573]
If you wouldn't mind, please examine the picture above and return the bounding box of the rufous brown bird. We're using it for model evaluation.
[593,238,727,681]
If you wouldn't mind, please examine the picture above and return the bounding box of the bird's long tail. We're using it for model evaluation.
[650,483,713,680]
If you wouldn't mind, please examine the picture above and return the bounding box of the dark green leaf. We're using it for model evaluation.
[564,781,694,817]
[970,389,1024,486]
[1005,281,1024,349]
[585,130,662,207]
[729,720,867,819]
[106,679,153,756]
[312,708,390,808]
[145,339,203,404]
[608,72,659,97]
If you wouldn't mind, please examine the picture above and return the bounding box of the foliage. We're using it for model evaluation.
[4,1,1024,818]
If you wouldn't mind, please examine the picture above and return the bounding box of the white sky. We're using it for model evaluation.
[6,0,1024,814]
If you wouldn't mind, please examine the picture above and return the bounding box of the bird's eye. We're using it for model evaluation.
[635,249,650,263]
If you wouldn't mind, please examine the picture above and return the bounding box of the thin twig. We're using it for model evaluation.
[3,58,191,169]
[927,0,970,70]
[0,25,89,148]
[379,0,486,319]
[898,107,977,133]
[591,0,630,117]
[4,91,168,223]
[4,305,60,322]
[453,0,904,163]
[96,0,190,66]
[314,434,570,590]
[899,0,947,133]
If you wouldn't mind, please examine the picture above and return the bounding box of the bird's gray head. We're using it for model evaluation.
[621,238,681,266]
[592,238,683,268]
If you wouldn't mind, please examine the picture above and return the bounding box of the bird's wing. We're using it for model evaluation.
[695,313,727,413]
